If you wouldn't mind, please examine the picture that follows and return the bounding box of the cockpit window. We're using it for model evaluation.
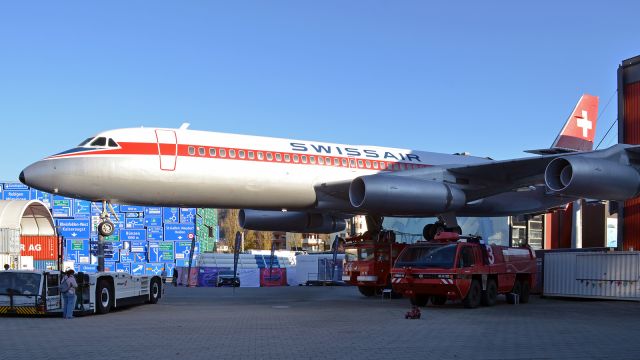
[78,138,94,147]
[90,137,107,147]
[108,139,119,147]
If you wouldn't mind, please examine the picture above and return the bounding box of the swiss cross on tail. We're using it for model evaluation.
[526,94,599,155]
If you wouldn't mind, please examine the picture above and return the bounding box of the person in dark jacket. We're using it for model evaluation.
[172,268,178,287]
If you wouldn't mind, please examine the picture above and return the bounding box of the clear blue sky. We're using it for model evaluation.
[1,1,638,181]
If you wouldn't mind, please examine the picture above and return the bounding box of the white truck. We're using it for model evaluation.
[0,270,162,316]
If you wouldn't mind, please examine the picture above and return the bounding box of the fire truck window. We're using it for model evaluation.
[377,249,389,261]
[395,244,457,269]
[345,248,358,262]
[358,248,375,261]
[458,247,475,268]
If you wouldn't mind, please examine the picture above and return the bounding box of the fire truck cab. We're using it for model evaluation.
[391,233,536,308]
[342,230,408,297]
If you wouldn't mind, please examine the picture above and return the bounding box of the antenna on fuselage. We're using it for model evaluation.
[179,123,190,130]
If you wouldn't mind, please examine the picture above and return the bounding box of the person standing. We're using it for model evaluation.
[172,268,178,287]
[160,267,167,284]
[60,269,78,319]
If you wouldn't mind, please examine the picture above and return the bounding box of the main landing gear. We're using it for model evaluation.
[422,214,462,240]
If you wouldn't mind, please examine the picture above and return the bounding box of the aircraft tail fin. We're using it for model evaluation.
[525,94,599,155]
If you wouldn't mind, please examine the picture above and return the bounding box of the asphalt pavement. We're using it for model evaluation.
[1,285,639,360]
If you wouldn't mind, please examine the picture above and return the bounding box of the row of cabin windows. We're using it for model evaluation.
[187,146,420,170]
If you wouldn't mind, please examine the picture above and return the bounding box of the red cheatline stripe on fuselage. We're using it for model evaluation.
[46,141,431,171]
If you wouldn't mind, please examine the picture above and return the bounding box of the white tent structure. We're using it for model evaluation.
[0,200,55,236]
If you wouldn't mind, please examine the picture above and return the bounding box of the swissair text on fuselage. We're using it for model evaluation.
[289,143,422,162]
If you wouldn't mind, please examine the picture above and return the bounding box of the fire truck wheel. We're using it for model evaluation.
[431,296,447,306]
[410,295,429,307]
[481,279,498,306]
[357,286,376,297]
[520,280,531,304]
[463,280,482,308]
[507,280,522,304]
[98,221,115,237]
[96,280,113,314]
[148,278,161,304]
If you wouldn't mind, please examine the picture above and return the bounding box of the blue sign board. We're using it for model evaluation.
[131,263,146,275]
[58,219,91,239]
[120,205,145,212]
[116,262,131,273]
[163,207,180,224]
[125,212,143,218]
[3,189,30,200]
[104,261,116,272]
[120,229,146,241]
[52,195,73,218]
[78,264,98,273]
[164,224,196,241]
[130,240,148,253]
[145,207,163,216]
[65,239,90,264]
[74,200,91,218]
[148,242,175,262]
[145,262,164,275]
[3,183,28,190]
[31,189,52,208]
[146,226,163,240]
[119,250,135,263]
[125,217,145,229]
[164,263,175,278]
[133,253,147,262]
[144,216,162,227]
[174,241,200,263]
[180,208,197,223]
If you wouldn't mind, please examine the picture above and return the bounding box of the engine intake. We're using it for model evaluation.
[545,156,640,200]
[239,209,346,233]
[349,175,466,215]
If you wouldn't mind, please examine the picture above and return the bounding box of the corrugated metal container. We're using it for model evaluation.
[544,251,640,300]
[34,259,58,271]
[0,228,21,254]
[20,235,59,260]
[621,67,640,251]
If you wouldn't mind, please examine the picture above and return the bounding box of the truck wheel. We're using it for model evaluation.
[463,280,482,308]
[481,279,498,306]
[357,286,376,297]
[98,221,115,237]
[431,296,447,305]
[507,280,522,304]
[148,278,161,304]
[96,280,113,314]
[520,280,531,304]
[410,295,429,307]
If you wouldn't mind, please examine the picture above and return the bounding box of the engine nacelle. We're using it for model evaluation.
[349,175,466,215]
[545,156,640,200]
[239,209,346,233]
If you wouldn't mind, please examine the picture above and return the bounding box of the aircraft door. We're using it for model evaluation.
[155,129,178,171]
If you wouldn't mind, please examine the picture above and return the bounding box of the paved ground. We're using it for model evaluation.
[1,286,639,360]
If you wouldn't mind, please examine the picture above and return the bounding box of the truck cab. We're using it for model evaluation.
[391,233,536,308]
[342,230,408,297]
[0,270,62,315]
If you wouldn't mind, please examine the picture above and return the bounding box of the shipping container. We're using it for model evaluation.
[544,251,640,301]
[20,235,59,260]
[0,228,20,254]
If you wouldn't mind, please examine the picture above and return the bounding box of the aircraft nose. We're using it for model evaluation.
[19,170,25,185]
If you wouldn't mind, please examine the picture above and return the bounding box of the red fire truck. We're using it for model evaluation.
[390,232,536,308]
[342,230,408,297]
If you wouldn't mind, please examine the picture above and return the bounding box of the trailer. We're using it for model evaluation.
[0,270,162,316]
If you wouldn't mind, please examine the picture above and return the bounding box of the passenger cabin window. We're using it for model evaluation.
[209,148,217,157]
[258,152,264,160]
[275,153,282,161]
[293,155,299,163]
[198,147,205,156]
[248,151,255,159]
[108,139,119,147]
[334,158,340,166]
[266,153,273,161]
[219,149,226,157]
[326,157,331,165]
[238,150,245,159]
[188,146,196,156]
[301,155,307,163]
[310,156,316,164]
[458,247,475,268]
[90,137,107,147]
[229,149,236,158]
[318,157,324,165]
[284,154,291,162]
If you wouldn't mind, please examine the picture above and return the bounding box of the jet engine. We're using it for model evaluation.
[239,209,346,233]
[349,175,466,215]
[545,156,640,200]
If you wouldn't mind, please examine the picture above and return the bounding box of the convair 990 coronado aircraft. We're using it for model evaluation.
[19,95,640,237]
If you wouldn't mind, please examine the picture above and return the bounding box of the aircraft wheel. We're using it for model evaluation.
[98,221,115,237]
